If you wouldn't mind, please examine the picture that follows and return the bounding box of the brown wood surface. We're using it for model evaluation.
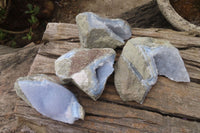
[14,24,200,133]
[0,45,40,132]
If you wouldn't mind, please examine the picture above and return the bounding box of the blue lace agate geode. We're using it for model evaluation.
[14,74,84,124]
[115,37,190,104]
[55,48,116,100]
[76,12,132,49]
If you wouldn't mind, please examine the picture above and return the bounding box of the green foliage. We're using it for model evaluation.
[0,30,6,40]
[0,7,6,22]
[25,4,40,25]
[22,28,33,41]
[28,15,38,24]
[23,4,40,41]
[25,4,40,16]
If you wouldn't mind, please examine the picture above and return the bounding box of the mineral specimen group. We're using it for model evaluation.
[114,37,190,104]
[76,12,132,49]
[55,48,116,100]
[14,13,192,125]
[14,74,84,124]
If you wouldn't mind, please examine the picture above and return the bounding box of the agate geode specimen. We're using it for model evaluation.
[114,37,190,104]
[55,48,116,100]
[76,12,132,49]
[14,74,84,124]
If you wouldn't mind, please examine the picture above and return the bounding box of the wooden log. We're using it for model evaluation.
[119,1,173,29]
[42,23,79,41]
[16,96,200,133]
[0,45,40,132]
[132,28,200,48]
[0,45,17,55]
[14,23,200,132]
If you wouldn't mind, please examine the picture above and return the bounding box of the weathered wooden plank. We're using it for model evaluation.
[28,41,80,84]
[132,28,200,48]
[0,45,17,55]
[180,48,200,65]
[15,95,200,133]
[15,24,200,132]
[0,45,40,132]
[38,41,80,56]
[79,97,200,133]
[42,23,79,41]
[101,76,200,119]
[185,64,200,81]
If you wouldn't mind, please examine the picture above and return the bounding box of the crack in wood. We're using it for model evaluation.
[16,104,31,108]
[178,45,200,50]
[98,99,200,123]
[38,52,60,59]
[183,59,200,69]
[42,73,56,76]
[190,78,200,84]
[82,118,150,132]
[86,112,160,126]
[53,37,80,43]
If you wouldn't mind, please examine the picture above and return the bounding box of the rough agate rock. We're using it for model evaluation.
[55,48,116,100]
[76,12,132,49]
[14,74,84,124]
[114,37,190,104]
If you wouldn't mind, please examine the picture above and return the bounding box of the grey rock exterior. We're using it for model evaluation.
[115,37,190,104]
[55,48,116,100]
[14,74,84,124]
[76,12,132,49]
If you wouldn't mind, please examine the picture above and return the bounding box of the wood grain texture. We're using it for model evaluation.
[132,28,200,48]
[42,23,79,41]
[14,23,200,132]
[0,45,40,132]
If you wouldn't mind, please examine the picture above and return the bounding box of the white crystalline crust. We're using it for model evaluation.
[72,70,89,88]
[14,74,84,124]
[71,54,115,100]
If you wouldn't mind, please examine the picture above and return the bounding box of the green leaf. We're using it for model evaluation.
[31,15,38,24]
[25,10,31,14]
[28,35,32,40]
[28,18,32,24]
[31,15,36,22]
[33,6,40,15]
[22,36,27,40]
[27,4,33,10]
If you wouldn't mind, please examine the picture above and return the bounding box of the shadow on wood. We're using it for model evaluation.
[120,1,173,29]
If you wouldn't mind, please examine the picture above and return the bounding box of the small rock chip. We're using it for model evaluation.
[114,37,190,104]
[76,12,132,49]
[14,74,84,124]
[55,48,116,100]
